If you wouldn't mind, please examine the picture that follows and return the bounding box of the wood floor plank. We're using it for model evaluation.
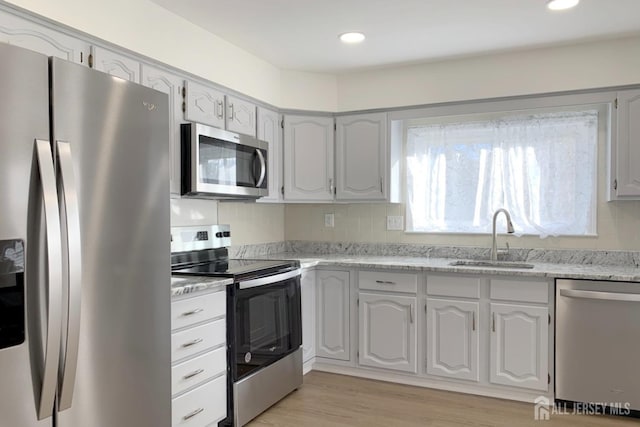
[248,372,638,426]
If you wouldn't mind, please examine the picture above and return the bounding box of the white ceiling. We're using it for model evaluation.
[151,0,640,73]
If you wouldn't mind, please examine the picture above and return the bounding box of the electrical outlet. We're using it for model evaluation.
[324,213,335,228]
[386,215,404,231]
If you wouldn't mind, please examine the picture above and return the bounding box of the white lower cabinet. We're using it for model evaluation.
[358,292,417,373]
[171,375,227,427]
[301,269,316,363]
[489,303,549,391]
[425,298,479,381]
[316,270,350,361]
[171,289,228,427]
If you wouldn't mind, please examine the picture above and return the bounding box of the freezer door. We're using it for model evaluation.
[50,58,171,427]
[0,42,56,427]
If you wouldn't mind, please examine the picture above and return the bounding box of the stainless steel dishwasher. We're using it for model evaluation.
[556,279,640,411]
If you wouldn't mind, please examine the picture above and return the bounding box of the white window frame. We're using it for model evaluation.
[389,91,615,236]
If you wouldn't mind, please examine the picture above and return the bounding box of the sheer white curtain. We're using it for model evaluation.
[406,110,598,236]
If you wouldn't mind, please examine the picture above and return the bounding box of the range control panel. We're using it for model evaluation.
[170,225,231,253]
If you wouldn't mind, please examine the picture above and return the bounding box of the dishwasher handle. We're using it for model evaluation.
[560,288,640,303]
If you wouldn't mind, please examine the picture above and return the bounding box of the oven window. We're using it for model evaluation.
[198,135,268,189]
[234,278,301,379]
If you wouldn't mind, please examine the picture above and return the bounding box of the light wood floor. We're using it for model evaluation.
[248,372,638,426]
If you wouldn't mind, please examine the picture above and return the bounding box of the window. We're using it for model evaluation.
[405,108,599,236]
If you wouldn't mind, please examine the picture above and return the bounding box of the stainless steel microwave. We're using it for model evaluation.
[181,122,268,199]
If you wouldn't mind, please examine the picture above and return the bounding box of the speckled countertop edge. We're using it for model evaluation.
[171,276,234,297]
[246,252,640,283]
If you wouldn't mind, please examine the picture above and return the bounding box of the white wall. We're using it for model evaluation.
[337,35,640,112]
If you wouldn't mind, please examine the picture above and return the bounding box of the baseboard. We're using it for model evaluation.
[310,362,552,404]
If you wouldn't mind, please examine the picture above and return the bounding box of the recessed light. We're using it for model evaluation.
[339,32,365,44]
[547,0,579,11]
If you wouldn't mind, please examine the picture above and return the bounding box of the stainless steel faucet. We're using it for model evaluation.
[491,208,515,261]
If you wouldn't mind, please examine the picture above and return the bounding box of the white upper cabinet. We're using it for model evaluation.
[358,293,417,373]
[226,95,256,137]
[256,107,282,203]
[613,89,640,199]
[425,298,479,382]
[336,113,387,201]
[141,65,183,196]
[0,10,88,65]
[283,115,335,202]
[316,270,350,361]
[184,80,226,129]
[489,303,549,391]
[90,46,140,83]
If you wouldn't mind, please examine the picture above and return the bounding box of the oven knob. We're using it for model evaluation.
[215,232,223,238]
[244,352,252,363]
[223,231,231,237]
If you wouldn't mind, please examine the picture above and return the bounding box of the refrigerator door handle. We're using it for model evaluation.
[34,139,63,420]
[56,141,82,411]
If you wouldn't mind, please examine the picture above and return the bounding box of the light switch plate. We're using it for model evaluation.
[386,215,403,231]
[324,213,335,228]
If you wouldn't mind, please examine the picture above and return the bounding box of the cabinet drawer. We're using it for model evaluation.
[171,291,225,331]
[490,279,548,303]
[172,346,226,397]
[359,271,417,293]
[171,319,225,363]
[172,375,227,427]
[426,275,481,298]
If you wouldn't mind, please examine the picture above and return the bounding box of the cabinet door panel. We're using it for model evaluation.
[256,107,282,202]
[490,303,548,391]
[359,293,416,373]
[226,95,256,137]
[616,89,640,197]
[141,65,183,195]
[426,298,479,382]
[336,113,387,200]
[0,10,88,64]
[184,80,225,129]
[91,46,140,82]
[283,115,334,201]
[301,270,316,363]
[316,270,349,360]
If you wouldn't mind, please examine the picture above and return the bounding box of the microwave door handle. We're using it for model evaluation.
[255,148,266,188]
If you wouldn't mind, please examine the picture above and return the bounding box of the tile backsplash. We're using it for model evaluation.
[218,202,285,246]
[284,201,640,251]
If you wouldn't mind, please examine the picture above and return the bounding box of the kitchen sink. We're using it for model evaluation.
[449,260,534,269]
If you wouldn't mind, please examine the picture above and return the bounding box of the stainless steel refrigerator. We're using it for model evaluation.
[0,42,171,427]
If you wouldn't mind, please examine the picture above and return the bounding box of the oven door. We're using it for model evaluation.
[233,270,301,381]
[181,122,268,198]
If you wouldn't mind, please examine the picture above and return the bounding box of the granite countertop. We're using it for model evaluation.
[171,275,234,297]
[246,252,640,282]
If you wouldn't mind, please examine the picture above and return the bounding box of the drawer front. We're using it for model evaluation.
[172,346,226,397]
[490,279,549,303]
[359,271,418,293]
[172,375,227,427]
[171,319,226,363]
[171,291,226,331]
[426,275,481,299]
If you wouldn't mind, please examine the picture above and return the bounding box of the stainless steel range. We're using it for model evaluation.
[171,225,302,426]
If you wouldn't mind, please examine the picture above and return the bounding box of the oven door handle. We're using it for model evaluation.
[238,268,301,289]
